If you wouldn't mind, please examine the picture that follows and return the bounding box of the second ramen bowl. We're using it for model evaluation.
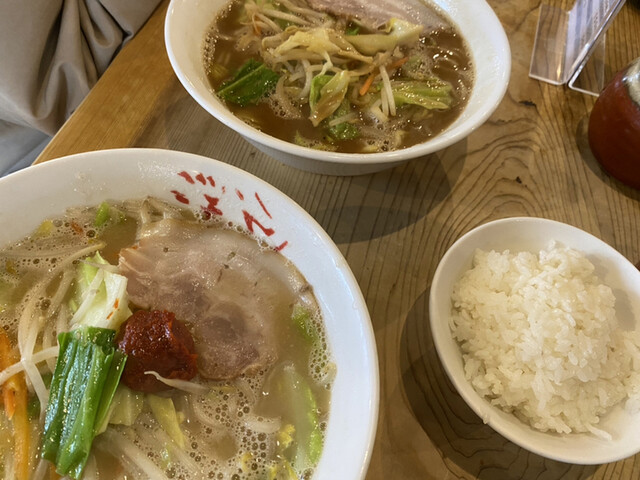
[165,0,511,175]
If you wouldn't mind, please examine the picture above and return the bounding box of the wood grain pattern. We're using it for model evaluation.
[36,0,640,478]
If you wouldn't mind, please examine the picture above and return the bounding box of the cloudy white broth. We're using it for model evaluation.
[204,0,474,153]
[0,197,333,479]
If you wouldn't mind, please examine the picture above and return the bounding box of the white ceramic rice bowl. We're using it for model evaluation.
[429,217,640,464]
[0,148,379,479]
[164,0,511,175]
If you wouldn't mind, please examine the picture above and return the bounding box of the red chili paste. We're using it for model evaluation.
[116,309,198,393]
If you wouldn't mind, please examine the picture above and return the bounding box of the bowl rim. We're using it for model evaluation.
[164,0,512,166]
[429,216,640,464]
[0,148,381,479]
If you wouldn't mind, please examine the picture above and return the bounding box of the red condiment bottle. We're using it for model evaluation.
[588,57,640,189]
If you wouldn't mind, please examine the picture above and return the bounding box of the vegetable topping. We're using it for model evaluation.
[41,326,126,479]
[0,331,30,480]
[217,59,280,106]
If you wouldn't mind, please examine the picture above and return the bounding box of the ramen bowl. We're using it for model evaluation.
[429,217,640,464]
[165,0,511,176]
[0,148,379,478]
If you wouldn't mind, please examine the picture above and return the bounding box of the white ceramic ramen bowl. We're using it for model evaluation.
[0,148,379,479]
[429,217,640,464]
[164,0,511,176]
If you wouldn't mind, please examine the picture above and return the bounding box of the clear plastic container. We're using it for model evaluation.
[529,0,627,96]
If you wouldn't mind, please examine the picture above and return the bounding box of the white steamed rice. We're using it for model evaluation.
[450,243,640,438]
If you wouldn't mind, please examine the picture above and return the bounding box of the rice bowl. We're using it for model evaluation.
[450,243,640,438]
[429,217,640,464]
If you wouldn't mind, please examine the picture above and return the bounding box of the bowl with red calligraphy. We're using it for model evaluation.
[0,148,379,479]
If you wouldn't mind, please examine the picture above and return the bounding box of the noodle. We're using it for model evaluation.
[0,346,60,387]
[96,430,168,477]
[379,65,395,116]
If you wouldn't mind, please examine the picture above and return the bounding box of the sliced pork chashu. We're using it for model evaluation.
[118,219,305,380]
[306,0,449,30]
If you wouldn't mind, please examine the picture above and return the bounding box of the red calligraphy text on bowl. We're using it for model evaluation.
[173,170,288,251]
[171,190,190,204]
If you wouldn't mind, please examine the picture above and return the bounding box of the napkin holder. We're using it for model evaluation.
[529,0,627,96]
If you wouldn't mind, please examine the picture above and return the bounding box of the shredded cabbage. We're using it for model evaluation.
[347,18,423,55]
[391,79,453,110]
[309,70,350,126]
[147,395,185,449]
[270,363,323,472]
[274,28,341,57]
[71,253,131,331]
[96,384,144,433]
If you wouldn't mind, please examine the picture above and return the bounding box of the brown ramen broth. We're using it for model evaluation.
[0,198,333,479]
[204,0,474,153]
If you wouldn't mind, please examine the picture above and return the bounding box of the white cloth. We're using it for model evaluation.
[0,122,50,176]
[0,0,162,175]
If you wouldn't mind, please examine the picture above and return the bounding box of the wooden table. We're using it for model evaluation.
[36,0,640,478]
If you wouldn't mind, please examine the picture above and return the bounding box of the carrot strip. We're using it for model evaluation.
[0,330,31,480]
[0,330,18,416]
[359,71,376,96]
[12,384,30,480]
[50,464,62,480]
[70,221,84,235]
[388,56,409,71]
[3,387,16,418]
